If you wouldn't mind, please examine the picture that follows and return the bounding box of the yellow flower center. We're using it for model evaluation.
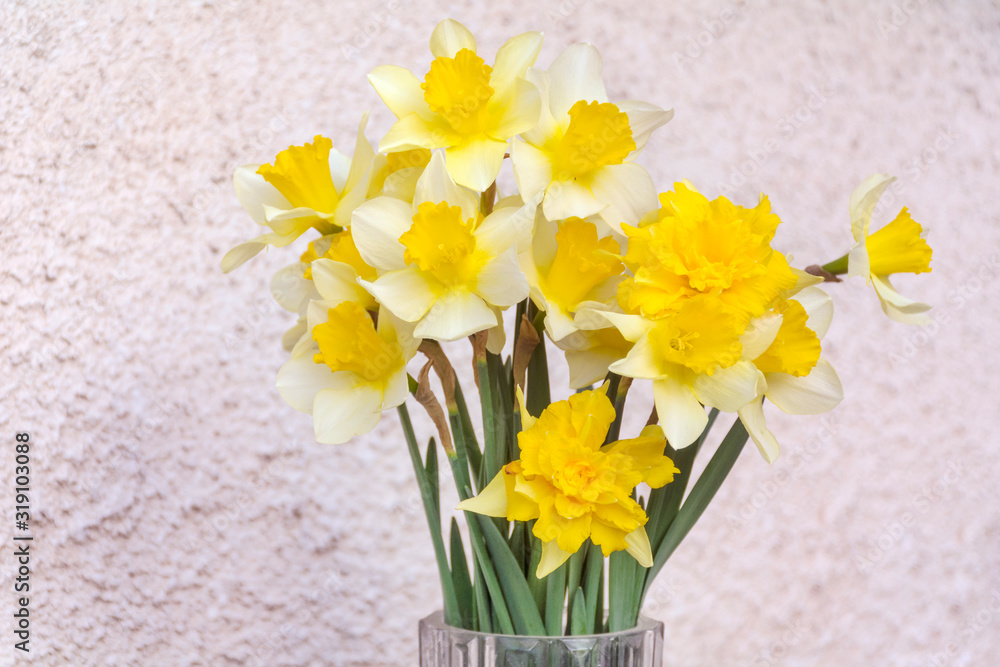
[399,201,484,286]
[540,218,624,310]
[646,298,744,376]
[312,302,399,382]
[551,101,635,180]
[618,184,797,323]
[865,208,933,276]
[257,136,340,228]
[753,300,821,377]
[422,49,495,135]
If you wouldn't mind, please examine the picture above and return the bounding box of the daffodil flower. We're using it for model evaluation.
[368,19,543,191]
[843,174,933,325]
[578,297,764,449]
[737,287,843,463]
[521,212,626,342]
[556,323,634,390]
[457,385,679,578]
[617,182,798,325]
[276,261,419,444]
[350,152,532,346]
[510,43,673,230]
[222,114,377,273]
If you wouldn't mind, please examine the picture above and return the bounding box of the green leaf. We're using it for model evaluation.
[525,320,551,417]
[472,564,491,633]
[582,542,603,634]
[564,548,584,632]
[570,587,588,636]
[425,437,439,515]
[476,513,547,636]
[397,405,461,627]
[544,557,567,636]
[453,381,482,490]
[645,409,718,557]
[450,518,474,629]
[608,549,640,632]
[642,417,749,603]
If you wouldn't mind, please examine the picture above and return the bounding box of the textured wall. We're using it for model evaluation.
[2,1,999,665]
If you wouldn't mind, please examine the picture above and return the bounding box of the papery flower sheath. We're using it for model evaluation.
[222,114,376,273]
[369,18,542,191]
[845,174,933,325]
[457,384,678,578]
[350,152,532,347]
[511,43,673,230]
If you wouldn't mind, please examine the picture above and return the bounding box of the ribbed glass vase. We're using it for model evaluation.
[419,612,663,667]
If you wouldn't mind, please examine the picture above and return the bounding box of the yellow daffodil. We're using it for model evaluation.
[578,297,764,449]
[845,174,933,325]
[737,287,843,463]
[368,19,543,191]
[556,325,634,390]
[222,114,377,273]
[351,152,533,346]
[366,148,433,202]
[521,212,626,342]
[510,43,673,230]
[457,385,678,577]
[617,182,798,325]
[276,269,419,443]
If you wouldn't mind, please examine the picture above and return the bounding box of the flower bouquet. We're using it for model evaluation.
[221,18,933,663]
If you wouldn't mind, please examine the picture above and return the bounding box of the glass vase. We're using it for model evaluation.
[419,611,663,667]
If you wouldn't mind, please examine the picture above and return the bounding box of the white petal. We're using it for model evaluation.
[847,238,871,280]
[543,179,605,221]
[475,247,529,307]
[872,275,933,325]
[738,398,780,464]
[312,382,383,444]
[344,112,375,193]
[849,174,895,240]
[350,196,414,271]
[362,269,438,322]
[510,139,553,202]
[282,318,308,352]
[589,162,657,228]
[793,286,834,339]
[490,78,541,139]
[476,201,536,257]
[547,43,608,119]
[328,148,352,192]
[382,366,411,410]
[367,65,433,120]
[565,346,622,389]
[414,290,497,341]
[625,526,653,568]
[618,100,674,154]
[413,151,480,220]
[765,358,844,415]
[520,68,562,146]
[652,376,708,449]
[536,540,573,579]
[311,258,372,307]
[574,305,652,342]
[692,361,764,412]
[234,165,291,225]
[445,137,509,192]
[271,261,317,313]
[486,307,506,355]
[490,31,543,97]
[379,112,454,152]
[220,233,283,273]
[429,18,476,59]
[544,306,577,343]
[609,334,662,380]
[741,312,783,361]
[276,354,340,414]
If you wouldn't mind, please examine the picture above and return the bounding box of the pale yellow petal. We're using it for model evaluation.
[738,397,780,464]
[652,376,708,449]
[625,526,653,568]
[765,358,844,415]
[536,539,573,579]
[456,471,509,517]
[429,18,477,59]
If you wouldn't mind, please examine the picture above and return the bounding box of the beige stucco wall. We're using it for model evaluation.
[2,1,999,665]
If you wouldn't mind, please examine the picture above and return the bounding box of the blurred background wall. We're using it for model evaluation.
[2,1,998,664]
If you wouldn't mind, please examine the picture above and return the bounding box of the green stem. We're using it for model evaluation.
[822,253,849,275]
[397,405,461,627]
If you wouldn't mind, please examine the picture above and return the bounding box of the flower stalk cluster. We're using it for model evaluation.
[222,18,933,636]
